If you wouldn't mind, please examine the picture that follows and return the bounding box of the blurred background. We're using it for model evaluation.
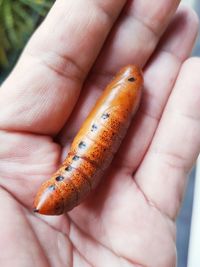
[0,0,54,81]
[0,1,199,266]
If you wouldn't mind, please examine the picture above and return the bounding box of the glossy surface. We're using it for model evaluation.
[33,65,143,215]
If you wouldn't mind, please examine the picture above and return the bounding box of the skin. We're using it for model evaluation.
[0,0,200,266]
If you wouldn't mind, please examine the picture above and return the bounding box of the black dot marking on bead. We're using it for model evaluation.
[101,113,110,119]
[33,208,39,213]
[55,175,64,182]
[65,165,72,171]
[91,124,98,132]
[48,185,56,191]
[128,77,135,82]
[72,155,80,161]
[78,141,86,149]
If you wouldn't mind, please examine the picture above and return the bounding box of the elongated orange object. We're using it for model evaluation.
[34,65,143,215]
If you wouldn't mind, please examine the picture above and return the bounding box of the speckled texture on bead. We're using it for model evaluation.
[34,65,143,215]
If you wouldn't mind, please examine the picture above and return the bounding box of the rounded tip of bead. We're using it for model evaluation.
[33,181,65,215]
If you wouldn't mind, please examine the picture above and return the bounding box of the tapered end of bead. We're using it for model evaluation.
[33,208,39,213]
[33,181,64,215]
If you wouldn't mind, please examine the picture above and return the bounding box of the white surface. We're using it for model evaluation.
[182,0,196,6]
[181,1,199,266]
[188,159,200,267]
[180,1,199,267]
[184,1,200,265]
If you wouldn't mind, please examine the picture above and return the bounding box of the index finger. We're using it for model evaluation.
[0,0,127,135]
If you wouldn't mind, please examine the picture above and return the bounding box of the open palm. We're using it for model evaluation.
[0,1,200,266]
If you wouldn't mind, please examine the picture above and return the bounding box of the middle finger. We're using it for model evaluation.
[59,0,181,145]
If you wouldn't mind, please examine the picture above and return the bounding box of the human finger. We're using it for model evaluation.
[115,6,199,171]
[135,57,200,220]
[59,0,181,143]
[0,0,127,135]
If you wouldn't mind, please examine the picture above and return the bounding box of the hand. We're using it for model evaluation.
[0,1,199,266]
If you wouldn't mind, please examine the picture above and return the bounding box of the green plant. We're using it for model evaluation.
[0,0,53,68]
